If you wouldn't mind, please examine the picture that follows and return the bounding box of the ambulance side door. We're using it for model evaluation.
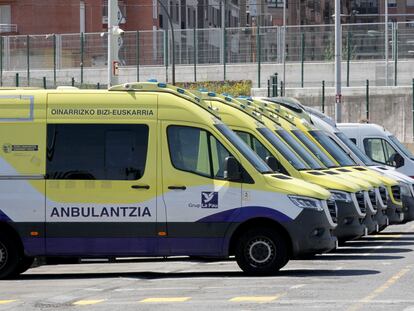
[160,121,242,256]
[44,121,158,256]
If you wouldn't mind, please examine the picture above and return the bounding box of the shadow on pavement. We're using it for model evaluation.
[17,268,380,281]
[303,254,404,261]
[374,232,414,235]
[332,247,412,254]
[344,241,414,247]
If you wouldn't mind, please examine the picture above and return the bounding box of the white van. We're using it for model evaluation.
[307,116,414,222]
[338,123,414,179]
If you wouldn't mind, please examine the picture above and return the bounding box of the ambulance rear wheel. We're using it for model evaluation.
[0,234,19,279]
[235,227,289,276]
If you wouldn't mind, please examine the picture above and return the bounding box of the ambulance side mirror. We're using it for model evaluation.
[394,153,405,168]
[224,156,241,181]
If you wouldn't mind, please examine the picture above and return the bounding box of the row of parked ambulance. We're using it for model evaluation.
[0,81,413,278]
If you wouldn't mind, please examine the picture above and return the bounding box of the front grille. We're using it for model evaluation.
[379,187,387,204]
[327,199,338,223]
[368,189,377,211]
[355,191,366,213]
[391,185,401,202]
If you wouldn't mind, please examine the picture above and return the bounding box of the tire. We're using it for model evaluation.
[16,256,34,275]
[0,234,20,279]
[235,227,289,276]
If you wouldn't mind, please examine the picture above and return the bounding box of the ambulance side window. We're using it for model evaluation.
[46,124,149,180]
[167,125,237,180]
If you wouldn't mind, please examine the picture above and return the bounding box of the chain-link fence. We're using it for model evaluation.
[1,21,413,88]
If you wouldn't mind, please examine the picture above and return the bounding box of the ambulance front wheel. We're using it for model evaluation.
[0,234,20,279]
[235,227,289,276]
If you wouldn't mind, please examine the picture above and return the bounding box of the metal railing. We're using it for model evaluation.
[0,21,414,87]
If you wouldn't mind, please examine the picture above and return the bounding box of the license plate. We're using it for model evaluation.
[364,227,368,236]
[376,224,380,232]
[399,213,404,221]
[386,217,389,226]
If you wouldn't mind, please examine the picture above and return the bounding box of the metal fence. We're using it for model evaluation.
[1,21,414,87]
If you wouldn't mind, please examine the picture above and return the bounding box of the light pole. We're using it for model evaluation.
[158,0,176,85]
[334,0,342,123]
[385,0,389,86]
[282,0,286,94]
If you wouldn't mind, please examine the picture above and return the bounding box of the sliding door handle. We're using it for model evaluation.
[131,184,150,190]
[168,185,187,190]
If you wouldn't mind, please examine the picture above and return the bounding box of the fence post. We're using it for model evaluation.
[97,82,100,89]
[80,32,84,86]
[301,32,305,88]
[26,35,30,86]
[223,26,227,81]
[267,79,270,97]
[257,25,261,88]
[136,30,140,82]
[164,30,169,83]
[43,77,46,89]
[322,80,325,113]
[15,73,19,87]
[366,79,369,120]
[0,36,3,86]
[280,80,284,96]
[53,34,57,87]
[274,73,278,97]
[346,31,351,87]
[193,26,197,82]
[71,77,75,87]
[394,24,398,86]
[412,78,414,140]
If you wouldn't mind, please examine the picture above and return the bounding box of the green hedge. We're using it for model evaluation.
[177,80,252,96]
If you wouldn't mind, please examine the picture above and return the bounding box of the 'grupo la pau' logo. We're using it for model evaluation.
[201,191,218,209]
[2,144,12,154]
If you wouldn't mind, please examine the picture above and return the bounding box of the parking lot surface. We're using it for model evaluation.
[1,222,414,311]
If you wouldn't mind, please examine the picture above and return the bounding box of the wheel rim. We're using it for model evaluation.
[247,237,275,266]
[0,241,7,270]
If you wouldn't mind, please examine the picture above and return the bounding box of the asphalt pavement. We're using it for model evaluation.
[1,222,414,311]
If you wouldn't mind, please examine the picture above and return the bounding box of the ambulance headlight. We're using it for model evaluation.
[289,195,323,211]
[329,190,352,203]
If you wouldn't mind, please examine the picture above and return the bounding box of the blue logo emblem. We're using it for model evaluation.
[201,191,218,209]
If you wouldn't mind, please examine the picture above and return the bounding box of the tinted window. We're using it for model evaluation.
[389,135,414,160]
[168,126,211,177]
[234,131,272,161]
[364,138,399,166]
[215,123,272,174]
[291,129,337,168]
[257,127,310,170]
[47,124,149,180]
[276,129,324,169]
[309,130,356,166]
[168,125,236,180]
[364,138,388,165]
[335,132,375,166]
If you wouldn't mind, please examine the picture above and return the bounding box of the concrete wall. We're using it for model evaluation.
[3,59,414,88]
[252,86,414,146]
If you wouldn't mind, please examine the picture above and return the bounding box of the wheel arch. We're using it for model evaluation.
[227,217,293,258]
[0,222,24,256]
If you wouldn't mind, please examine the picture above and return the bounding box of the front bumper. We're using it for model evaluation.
[285,209,337,258]
[387,199,404,224]
[402,194,414,222]
[373,208,388,230]
[333,201,366,241]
